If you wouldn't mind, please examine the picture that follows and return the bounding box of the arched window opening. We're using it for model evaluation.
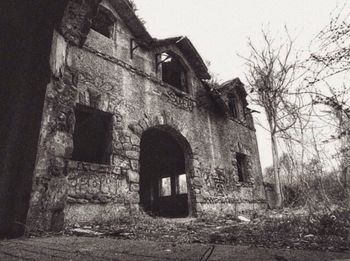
[158,52,188,92]
[91,7,114,38]
[236,153,248,182]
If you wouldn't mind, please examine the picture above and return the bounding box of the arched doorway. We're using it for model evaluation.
[139,126,193,217]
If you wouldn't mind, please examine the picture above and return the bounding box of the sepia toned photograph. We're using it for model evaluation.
[0,0,350,260]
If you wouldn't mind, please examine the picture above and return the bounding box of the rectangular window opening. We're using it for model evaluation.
[228,96,238,118]
[160,177,171,197]
[176,174,188,194]
[236,153,248,182]
[72,105,112,164]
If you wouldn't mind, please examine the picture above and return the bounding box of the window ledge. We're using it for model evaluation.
[235,182,254,188]
[67,160,113,174]
[162,81,197,100]
[229,116,255,131]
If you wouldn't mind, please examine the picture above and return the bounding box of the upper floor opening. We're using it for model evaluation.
[91,6,115,38]
[157,52,188,93]
[228,94,238,119]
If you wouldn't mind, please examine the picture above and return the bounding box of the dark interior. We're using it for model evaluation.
[72,105,112,164]
[162,54,188,92]
[236,153,247,182]
[228,95,238,118]
[0,0,68,238]
[139,128,189,217]
[91,7,114,38]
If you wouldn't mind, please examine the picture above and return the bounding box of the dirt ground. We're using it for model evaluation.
[2,209,350,260]
[62,208,350,252]
[1,236,350,261]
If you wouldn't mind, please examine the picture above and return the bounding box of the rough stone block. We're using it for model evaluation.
[129,160,139,171]
[195,194,205,203]
[67,160,78,170]
[130,183,140,192]
[112,167,121,175]
[132,145,140,152]
[122,143,133,150]
[120,159,130,169]
[99,165,111,173]
[192,177,202,187]
[35,156,50,171]
[127,170,139,183]
[196,203,203,212]
[125,150,139,160]
[85,194,93,200]
[126,192,140,203]
[90,163,100,171]
[138,119,148,130]
[130,134,140,145]
[112,140,124,150]
[47,131,73,157]
[193,159,201,168]
[135,125,144,136]
[193,168,201,177]
[121,168,128,176]
[82,162,90,171]
[112,156,123,166]
[48,162,65,177]
[47,177,68,210]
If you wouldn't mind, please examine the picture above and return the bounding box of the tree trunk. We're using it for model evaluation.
[342,165,350,198]
[271,133,283,208]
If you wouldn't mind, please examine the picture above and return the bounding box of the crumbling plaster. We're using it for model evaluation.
[26,0,265,232]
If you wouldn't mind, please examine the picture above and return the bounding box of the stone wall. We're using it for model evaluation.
[0,0,70,237]
[26,0,266,232]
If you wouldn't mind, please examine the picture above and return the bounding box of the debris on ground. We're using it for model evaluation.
[237,216,251,222]
[60,208,350,252]
[71,228,104,237]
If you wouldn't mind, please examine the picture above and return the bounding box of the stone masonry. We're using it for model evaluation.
[24,0,266,232]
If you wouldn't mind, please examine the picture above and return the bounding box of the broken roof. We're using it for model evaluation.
[108,0,210,80]
[153,37,211,80]
[219,78,247,97]
[108,0,153,46]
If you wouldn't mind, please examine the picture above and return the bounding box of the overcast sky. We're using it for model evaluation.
[133,0,346,170]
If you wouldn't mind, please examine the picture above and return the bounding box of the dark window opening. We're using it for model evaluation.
[72,105,112,164]
[236,153,248,182]
[130,39,139,59]
[228,95,238,118]
[91,8,114,38]
[160,53,188,92]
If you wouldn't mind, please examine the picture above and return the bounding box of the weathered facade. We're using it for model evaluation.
[1,0,266,235]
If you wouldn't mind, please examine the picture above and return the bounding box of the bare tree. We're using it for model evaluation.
[243,29,302,208]
[307,6,350,195]
[308,5,350,88]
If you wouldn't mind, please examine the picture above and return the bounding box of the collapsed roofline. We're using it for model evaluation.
[109,0,210,80]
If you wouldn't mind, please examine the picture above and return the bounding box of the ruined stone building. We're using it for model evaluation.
[0,0,265,237]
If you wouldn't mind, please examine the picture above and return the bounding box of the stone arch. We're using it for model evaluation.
[128,113,186,138]
[135,122,195,217]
